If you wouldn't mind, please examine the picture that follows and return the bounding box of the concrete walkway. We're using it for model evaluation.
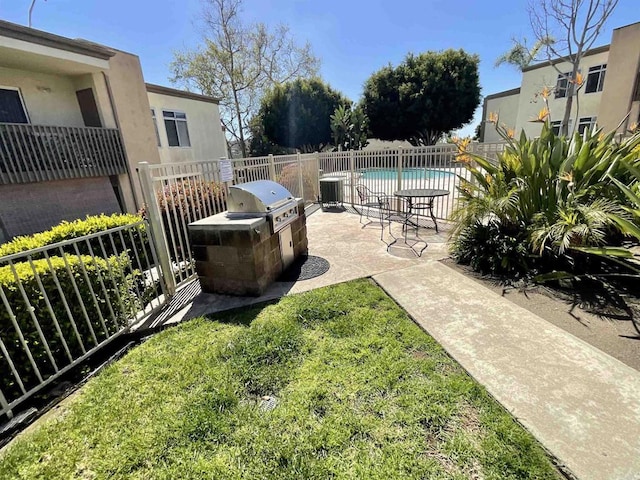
[375,261,640,480]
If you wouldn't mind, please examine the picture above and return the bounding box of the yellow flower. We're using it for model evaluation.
[559,171,573,182]
[571,72,584,86]
[530,107,550,123]
[488,111,498,124]
[629,122,639,133]
[506,128,515,139]
[540,86,552,99]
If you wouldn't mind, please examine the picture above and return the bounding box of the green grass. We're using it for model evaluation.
[0,279,560,479]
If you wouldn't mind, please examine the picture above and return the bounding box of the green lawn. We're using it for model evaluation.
[0,279,560,479]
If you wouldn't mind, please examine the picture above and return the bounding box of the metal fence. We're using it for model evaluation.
[0,220,168,421]
[137,142,506,291]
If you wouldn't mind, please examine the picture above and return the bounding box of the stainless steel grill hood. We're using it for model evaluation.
[227,180,299,233]
[227,180,293,214]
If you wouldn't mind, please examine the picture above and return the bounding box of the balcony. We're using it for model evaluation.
[0,123,128,184]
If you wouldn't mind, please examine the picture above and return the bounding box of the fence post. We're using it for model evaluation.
[268,154,276,181]
[314,151,321,202]
[137,162,176,296]
[296,152,304,199]
[396,147,404,211]
[349,150,355,206]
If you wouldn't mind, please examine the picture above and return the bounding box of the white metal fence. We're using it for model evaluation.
[0,221,168,421]
[137,143,506,291]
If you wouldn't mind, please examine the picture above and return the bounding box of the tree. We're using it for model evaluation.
[495,36,555,70]
[528,0,618,135]
[254,78,351,152]
[171,0,319,158]
[330,104,369,151]
[362,50,481,146]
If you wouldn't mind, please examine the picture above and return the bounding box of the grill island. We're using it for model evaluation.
[188,180,308,296]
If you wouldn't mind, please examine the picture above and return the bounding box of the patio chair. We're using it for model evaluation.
[378,195,427,257]
[355,184,385,227]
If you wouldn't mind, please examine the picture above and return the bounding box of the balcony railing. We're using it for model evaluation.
[0,123,128,184]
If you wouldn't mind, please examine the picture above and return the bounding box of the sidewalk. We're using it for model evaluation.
[374,261,640,480]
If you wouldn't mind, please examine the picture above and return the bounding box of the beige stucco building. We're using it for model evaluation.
[0,20,226,241]
[146,84,227,164]
[481,22,640,143]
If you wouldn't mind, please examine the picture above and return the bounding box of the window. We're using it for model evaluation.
[578,116,597,134]
[151,108,161,147]
[163,110,191,147]
[0,87,29,123]
[585,64,606,93]
[550,119,573,135]
[555,72,571,98]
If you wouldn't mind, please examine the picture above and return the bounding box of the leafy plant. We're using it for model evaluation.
[451,118,640,277]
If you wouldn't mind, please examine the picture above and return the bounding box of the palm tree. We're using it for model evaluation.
[495,37,554,71]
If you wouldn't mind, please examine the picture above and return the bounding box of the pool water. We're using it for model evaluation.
[360,168,453,180]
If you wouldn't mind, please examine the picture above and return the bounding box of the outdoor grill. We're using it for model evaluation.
[226,180,299,233]
[188,180,308,297]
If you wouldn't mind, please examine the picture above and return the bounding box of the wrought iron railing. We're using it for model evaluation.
[0,123,128,184]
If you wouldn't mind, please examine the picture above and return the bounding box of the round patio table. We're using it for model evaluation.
[393,188,449,232]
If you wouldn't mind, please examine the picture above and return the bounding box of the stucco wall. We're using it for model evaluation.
[0,66,85,126]
[598,23,640,133]
[484,92,521,143]
[516,50,609,137]
[0,177,121,239]
[104,51,161,211]
[147,90,227,163]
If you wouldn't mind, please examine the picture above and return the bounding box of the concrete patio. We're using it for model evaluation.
[147,207,640,480]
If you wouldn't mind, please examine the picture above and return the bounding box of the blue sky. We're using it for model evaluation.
[1,0,637,136]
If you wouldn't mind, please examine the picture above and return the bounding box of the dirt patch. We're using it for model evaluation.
[441,258,640,372]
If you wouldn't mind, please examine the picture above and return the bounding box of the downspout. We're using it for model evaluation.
[101,71,141,211]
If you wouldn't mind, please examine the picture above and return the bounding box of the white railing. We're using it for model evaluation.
[0,221,168,421]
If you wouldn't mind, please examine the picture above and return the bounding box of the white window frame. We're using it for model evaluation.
[555,72,571,99]
[578,116,597,134]
[151,108,161,147]
[0,85,30,124]
[585,64,606,94]
[550,119,573,135]
[163,109,191,148]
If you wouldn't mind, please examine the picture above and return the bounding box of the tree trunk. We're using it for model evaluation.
[561,62,580,136]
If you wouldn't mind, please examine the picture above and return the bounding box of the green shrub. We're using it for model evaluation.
[0,213,144,259]
[0,254,139,401]
[451,121,640,277]
[451,221,530,277]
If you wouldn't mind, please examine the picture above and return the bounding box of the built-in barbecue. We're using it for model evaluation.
[188,180,308,296]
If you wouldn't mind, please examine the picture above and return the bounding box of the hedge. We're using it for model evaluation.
[0,254,140,402]
[0,213,145,259]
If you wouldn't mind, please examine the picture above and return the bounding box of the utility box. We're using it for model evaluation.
[319,177,344,208]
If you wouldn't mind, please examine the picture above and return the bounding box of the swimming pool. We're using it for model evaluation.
[360,168,454,180]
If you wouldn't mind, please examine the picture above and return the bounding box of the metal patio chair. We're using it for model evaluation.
[355,184,385,228]
[378,195,427,257]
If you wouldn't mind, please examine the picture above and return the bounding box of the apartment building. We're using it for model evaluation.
[0,20,226,241]
[481,22,640,143]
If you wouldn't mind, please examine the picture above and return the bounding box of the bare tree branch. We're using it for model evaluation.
[170,0,320,157]
[525,0,618,135]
